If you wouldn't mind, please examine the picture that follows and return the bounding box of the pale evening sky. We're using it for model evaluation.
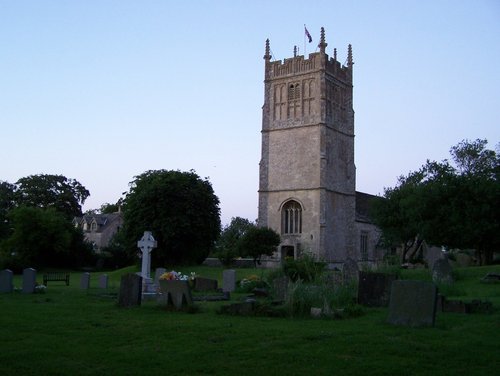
[1,0,499,225]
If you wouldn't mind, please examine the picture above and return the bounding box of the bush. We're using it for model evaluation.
[282,253,326,282]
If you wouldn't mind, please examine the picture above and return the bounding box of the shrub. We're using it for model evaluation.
[282,252,326,282]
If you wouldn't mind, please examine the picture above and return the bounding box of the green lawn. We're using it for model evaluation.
[1,265,499,375]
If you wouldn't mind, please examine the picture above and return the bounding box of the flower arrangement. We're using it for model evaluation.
[159,271,197,282]
[34,284,47,294]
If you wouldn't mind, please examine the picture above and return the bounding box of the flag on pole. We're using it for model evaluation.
[304,25,312,43]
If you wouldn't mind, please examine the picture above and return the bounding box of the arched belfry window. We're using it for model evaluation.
[282,200,302,235]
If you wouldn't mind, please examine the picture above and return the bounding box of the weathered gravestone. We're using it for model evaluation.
[387,280,437,327]
[154,268,167,286]
[342,258,359,284]
[272,276,289,302]
[80,272,90,289]
[118,273,142,307]
[432,258,453,285]
[357,271,397,307]
[157,280,192,309]
[0,269,13,293]
[22,268,36,294]
[194,277,218,291]
[98,274,108,289]
[222,269,236,293]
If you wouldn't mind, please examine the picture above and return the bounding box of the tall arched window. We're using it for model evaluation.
[282,200,302,234]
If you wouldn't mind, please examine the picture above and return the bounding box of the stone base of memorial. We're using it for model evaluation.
[157,280,193,309]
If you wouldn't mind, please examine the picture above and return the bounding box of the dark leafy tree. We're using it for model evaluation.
[238,226,281,267]
[0,206,94,271]
[373,139,499,265]
[0,181,17,240]
[122,170,221,266]
[15,174,90,219]
[215,217,255,266]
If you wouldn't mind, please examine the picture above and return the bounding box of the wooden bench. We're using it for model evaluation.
[43,272,70,286]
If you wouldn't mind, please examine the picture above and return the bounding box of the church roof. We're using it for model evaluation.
[355,191,381,224]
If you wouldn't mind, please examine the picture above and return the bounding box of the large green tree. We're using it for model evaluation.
[122,170,221,266]
[0,181,17,240]
[0,206,93,271]
[238,226,281,267]
[214,217,255,266]
[373,139,499,264]
[15,174,90,219]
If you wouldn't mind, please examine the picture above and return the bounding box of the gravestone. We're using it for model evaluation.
[432,258,453,284]
[137,231,157,293]
[222,269,236,293]
[194,277,218,291]
[272,276,289,301]
[80,272,90,289]
[342,258,359,284]
[154,267,167,286]
[118,273,142,307]
[0,269,13,293]
[387,280,437,327]
[157,280,192,309]
[357,271,397,307]
[98,274,108,289]
[22,268,36,294]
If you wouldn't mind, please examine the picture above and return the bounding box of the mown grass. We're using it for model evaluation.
[1,265,499,375]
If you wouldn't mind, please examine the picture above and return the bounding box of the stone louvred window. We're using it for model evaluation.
[360,232,368,260]
[273,84,286,120]
[282,200,302,234]
[287,82,301,119]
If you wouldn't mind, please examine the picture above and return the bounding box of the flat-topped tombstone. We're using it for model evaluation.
[342,258,359,284]
[272,276,289,301]
[222,269,236,293]
[387,280,438,327]
[158,280,192,309]
[358,271,397,307]
[118,273,142,307]
[80,272,90,289]
[194,277,218,291]
[0,269,13,293]
[98,274,108,289]
[22,268,36,294]
[432,258,453,285]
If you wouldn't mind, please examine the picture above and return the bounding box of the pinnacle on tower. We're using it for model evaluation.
[347,44,353,68]
[264,39,271,61]
[294,45,297,57]
[319,27,327,53]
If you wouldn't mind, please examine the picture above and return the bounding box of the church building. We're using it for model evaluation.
[258,28,383,267]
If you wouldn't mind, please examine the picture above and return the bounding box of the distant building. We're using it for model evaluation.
[72,213,123,252]
[258,27,383,268]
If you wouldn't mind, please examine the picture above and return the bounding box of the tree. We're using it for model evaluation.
[238,226,281,267]
[215,217,255,266]
[122,170,221,266]
[15,174,90,219]
[0,181,17,240]
[0,206,93,271]
[373,139,499,265]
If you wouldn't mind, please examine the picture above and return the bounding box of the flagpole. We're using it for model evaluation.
[304,24,307,56]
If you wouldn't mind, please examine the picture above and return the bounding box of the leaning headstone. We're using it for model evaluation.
[22,268,36,294]
[158,280,192,309]
[272,276,289,301]
[194,277,218,291]
[387,280,437,327]
[432,258,453,284]
[342,258,359,284]
[154,268,167,286]
[0,269,13,293]
[98,274,108,289]
[357,271,397,307]
[222,269,236,293]
[118,273,142,307]
[80,272,90,289]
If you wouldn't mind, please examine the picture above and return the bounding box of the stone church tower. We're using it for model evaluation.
[258,28,361,265]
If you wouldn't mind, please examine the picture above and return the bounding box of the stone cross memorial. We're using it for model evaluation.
[137,231,157,293]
